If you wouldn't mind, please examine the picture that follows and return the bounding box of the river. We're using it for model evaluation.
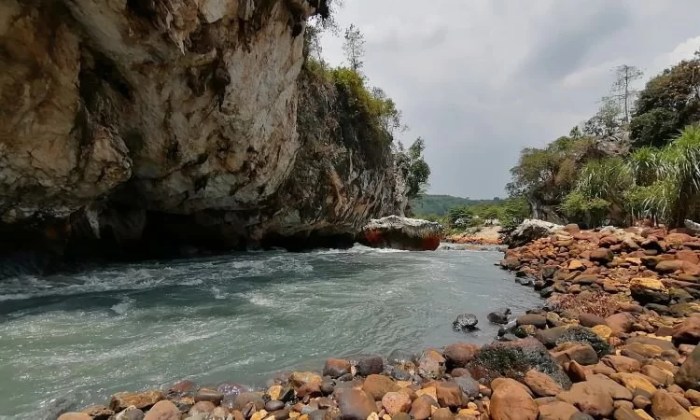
[0,245,541,419]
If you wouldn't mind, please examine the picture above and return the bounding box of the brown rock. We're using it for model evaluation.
[552,342,599,365]
[517,314,547,329]
[190,401,217,415]
[409,395,438,420]
[613,406,645,420]
[290,372,322,388]
[418,349,446,379]
[641,365,673,386]
[676,344,700,390]
[443,343,479,368]
[381,392,411,415]
[591,248,614,264]
[676,250,700,265]
[363,374,399,400]
[195,388,224,405]
[630,277,670,305]
[436,382,463,408]
[432,407,454,420]
[490,378,538,420]
[537,401,581,420]
[606,312,636,336]
[672,315,700,346]
[633,395,651,409]
[80,405,114,420]
[579,313,606,328]
[650,390,695,420]
[336,389,377,420]
[566,361,587,383]
[602,355,642,373]
[523,369,563,397]
[143,400,181,420]
[684,388,700,405]
[655,260,686,273]
[557,380,614,417]
[588,374,634,400]
[110,390,164,412]
[323,359,351,379]
[611,372,657,398]
[57,414,92,420]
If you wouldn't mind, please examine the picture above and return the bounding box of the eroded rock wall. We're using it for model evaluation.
[0,0,406,260]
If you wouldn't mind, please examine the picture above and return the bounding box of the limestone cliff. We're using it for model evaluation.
[0,0,406,260]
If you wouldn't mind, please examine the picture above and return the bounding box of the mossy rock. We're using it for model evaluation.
[467,338,571,389]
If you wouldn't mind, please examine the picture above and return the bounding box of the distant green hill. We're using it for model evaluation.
[411,195,502,216]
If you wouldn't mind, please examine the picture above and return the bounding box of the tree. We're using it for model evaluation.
[448,206,474,227]
[583,96,623,138]
[397,138,431,200]
[631,58,700,147]
[611,65,644,124]
[343,24,366,72]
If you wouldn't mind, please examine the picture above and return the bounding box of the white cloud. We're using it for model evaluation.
[319,0,700,198]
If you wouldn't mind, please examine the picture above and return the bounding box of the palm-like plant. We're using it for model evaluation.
[565,125,700,227]
[658,125,700,225]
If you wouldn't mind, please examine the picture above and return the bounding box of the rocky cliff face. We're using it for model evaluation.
[0,0,406,260]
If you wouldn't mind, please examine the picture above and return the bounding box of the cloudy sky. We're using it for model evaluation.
[320,0,700,199]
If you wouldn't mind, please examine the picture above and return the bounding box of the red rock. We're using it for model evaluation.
[381,391,411,415]
[606,312,636,336]
[676,250,700,265]
[323,358,351,378]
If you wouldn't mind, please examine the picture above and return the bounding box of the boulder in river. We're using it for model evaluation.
[453,313,479,332]
[488,308,511,325]
[361,216,442,251]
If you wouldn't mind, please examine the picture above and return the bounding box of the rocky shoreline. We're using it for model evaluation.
[58,224,700,420]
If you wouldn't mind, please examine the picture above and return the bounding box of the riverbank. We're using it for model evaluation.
[445,226,503,246]
[57,225,700,419]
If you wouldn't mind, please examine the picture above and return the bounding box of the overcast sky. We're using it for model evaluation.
[320,0,700,199]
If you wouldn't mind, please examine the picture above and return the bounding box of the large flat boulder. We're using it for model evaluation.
[361,216,442,251]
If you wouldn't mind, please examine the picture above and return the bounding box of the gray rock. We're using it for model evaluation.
[453,313,479,331]
[487,308,510,324]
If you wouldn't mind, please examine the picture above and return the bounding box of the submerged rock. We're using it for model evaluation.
[488,308,512,325]
[453,314,479,332]
[361,216,442,251]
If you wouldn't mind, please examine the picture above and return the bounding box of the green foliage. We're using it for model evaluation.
[560,191,610,227]
[396,138,431,200]
[447,206,474,227]
[631,59,700,148]
[507,136,603,217]
[411,195,503,217]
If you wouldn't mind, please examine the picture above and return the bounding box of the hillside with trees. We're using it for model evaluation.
[507,53,700,228]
